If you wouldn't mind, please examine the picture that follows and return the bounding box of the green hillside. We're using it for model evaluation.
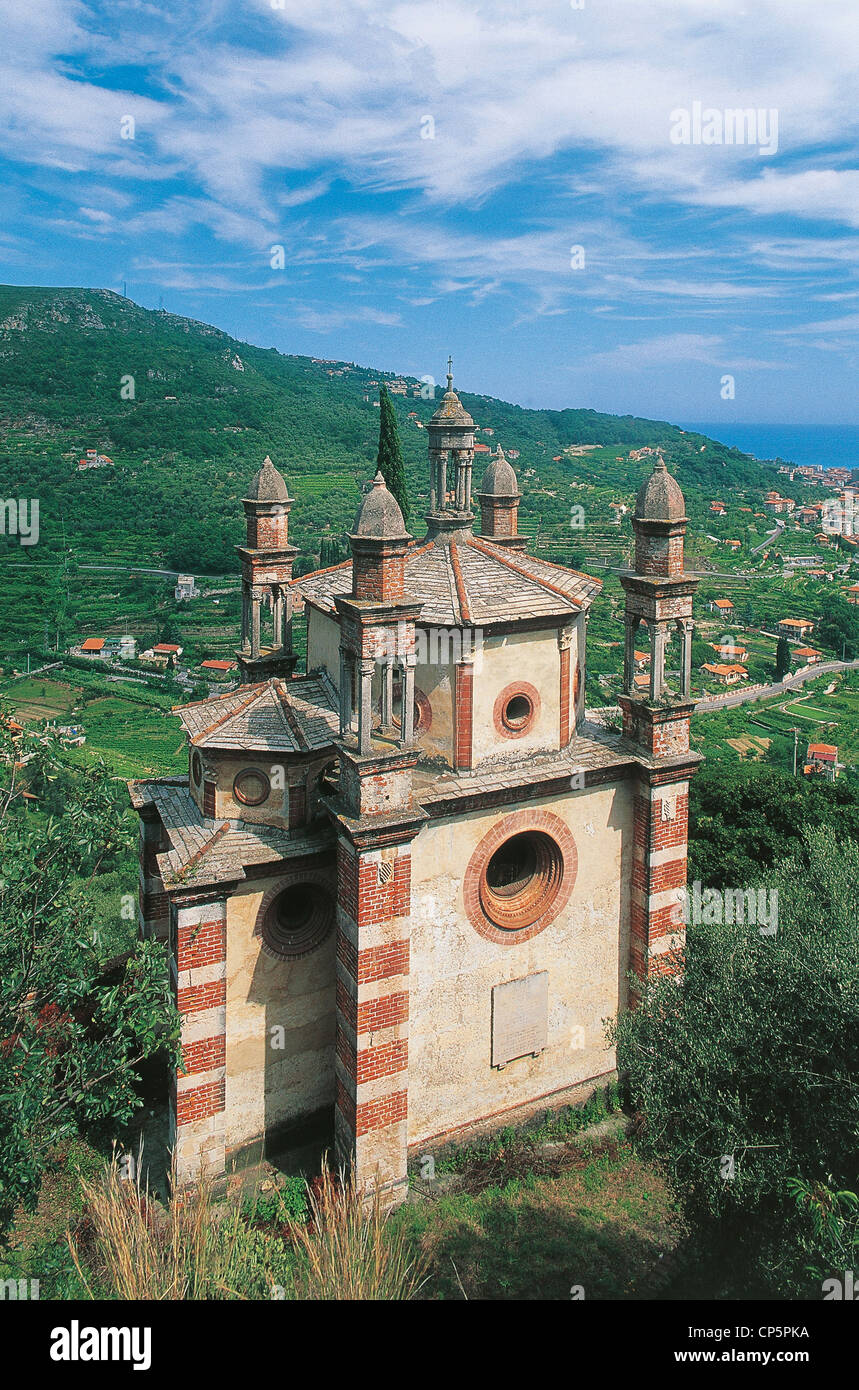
[0,282,785,664]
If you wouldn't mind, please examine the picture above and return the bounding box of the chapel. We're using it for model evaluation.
[129,368,700,1200]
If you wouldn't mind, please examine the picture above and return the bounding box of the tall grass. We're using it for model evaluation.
[67,1155,292,1300]
[291,1166,427,1301]
[67,1154,427,1300]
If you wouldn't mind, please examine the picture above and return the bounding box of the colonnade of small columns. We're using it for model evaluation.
[338,648,417,755]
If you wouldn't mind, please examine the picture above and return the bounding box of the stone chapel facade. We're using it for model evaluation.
[129,371,700,1202]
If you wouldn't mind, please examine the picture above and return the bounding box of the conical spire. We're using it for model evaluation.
[246,455,290,504]
[351,470,409,540]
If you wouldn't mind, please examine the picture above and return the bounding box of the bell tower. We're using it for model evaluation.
[425,360,476,540]
[618,454,701,981]
[236,456,299,683]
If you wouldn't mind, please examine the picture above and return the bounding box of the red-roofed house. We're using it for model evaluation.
[200,659,237,676]
[80,637,106,658]
[777,617,814,639]
[701,662,748,685]
[143,642,184,668]
[708,598,735,616]
[805,743,839,781]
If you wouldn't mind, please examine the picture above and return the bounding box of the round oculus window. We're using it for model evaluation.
[494,682,540,738]
[233,768,270,807]
[191,750,203,785]
[262,882,334,959]
[479,830,565,932]
[503,694,532,730]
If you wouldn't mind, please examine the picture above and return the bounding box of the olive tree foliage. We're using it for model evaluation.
[0,720,179,1228]
[611,826,859,1296]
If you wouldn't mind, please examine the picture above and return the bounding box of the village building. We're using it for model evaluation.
[708,598,734,617]
[129,376,701,1204]
[175,575,200,602]
[805,743,839,781]
[142,642,184,668]
[792,647,822,666]
[712,642,749,662]
[77,447,113,470]
[79,637,106,658]
[700,662,748,686]
[200,659,238,678]
[777,617,815,640]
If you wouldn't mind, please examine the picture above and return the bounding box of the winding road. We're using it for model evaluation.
[696,657,859,711]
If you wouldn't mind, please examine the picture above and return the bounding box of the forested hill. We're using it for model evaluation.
[0,284,775,572]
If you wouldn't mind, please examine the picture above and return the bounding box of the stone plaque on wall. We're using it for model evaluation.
[491,972,549,1068]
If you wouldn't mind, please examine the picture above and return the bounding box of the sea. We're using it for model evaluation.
[678,423,859,474]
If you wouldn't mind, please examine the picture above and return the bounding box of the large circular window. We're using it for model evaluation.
[464,810,577,943]
[494,682,540,738]
[261,880,334,959]
[480,831,564,931]
[233,768,270,807]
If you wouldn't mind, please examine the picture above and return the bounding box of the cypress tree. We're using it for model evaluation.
[775,635,791,680]
[376,384,410,525]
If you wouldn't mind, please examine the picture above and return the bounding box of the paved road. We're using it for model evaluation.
[750,518,785,556]
[696,658,859,711]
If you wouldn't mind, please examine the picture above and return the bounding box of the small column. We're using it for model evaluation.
[381,659,394,728]
[650,622,668,701]
[339,647,352,736]
[358,658,375,755]
[251,597,261,659]
[680,620,694,698]
[623,615,638,695]
[272,591,283,649]
[400,655,416,747]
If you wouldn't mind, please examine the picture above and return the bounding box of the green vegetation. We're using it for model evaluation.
[0,283,778,670]
[614,826,859,1297]
[0,728,180,1228]
[376,384,410,525]
[688,760,859,888]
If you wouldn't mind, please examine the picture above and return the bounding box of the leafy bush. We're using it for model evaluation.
[613,826,859,1296]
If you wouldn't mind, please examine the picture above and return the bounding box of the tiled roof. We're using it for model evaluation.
[127,778,331,888]
[173,672,339,753]
[293,533,601,626]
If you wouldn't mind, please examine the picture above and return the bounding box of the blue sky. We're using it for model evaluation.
[2,0,859,423]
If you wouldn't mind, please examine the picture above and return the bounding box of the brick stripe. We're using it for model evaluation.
[357,991,408,1034]
[357,939,409,983]
[176,918,226,971]
[180,1034,226,1075]
[177,977,227,1014]
[355,1089,408,1136]
[176,1077,225,1125]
